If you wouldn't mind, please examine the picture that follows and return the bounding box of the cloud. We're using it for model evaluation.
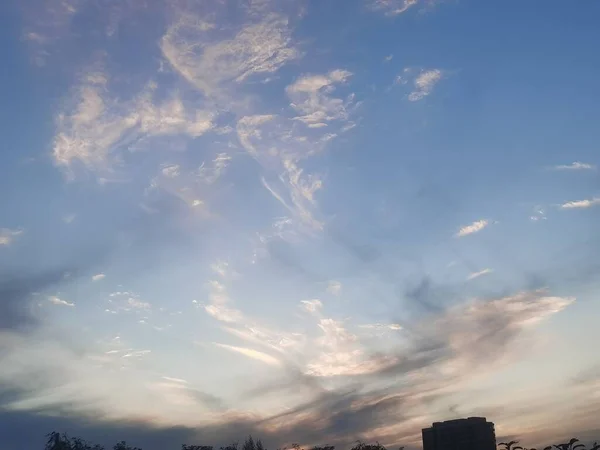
[0,228,24,246]
[455,219,489,237]
[127,298,151,310]
[408,69,443,101]
[48,296,75,307]
[359,323,402,331]
[237,115,328,230]
[197,153,232,184]
[384,54,394,62]
[63,213,77,224]
[160,12,299,97]
[300,299,323,314]
[560,197,600,209]
[161,164,180,179]
[286,69,354,126]
[0,269,73,332]
[213,343,281,366]
[200,279,244,324]
[551,161,596,171]
[369,0,420,16]
[466,268,493,281]
[530,205,547,222]
[326,280,342,296]
[53,77,214,174]
[91,273,105,281]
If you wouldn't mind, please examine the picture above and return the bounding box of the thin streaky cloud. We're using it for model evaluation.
[0,228,24,246]
[551,161,596,171]
[91,273,105,281]
[455,219,489,237]
[560,197,600,209]
[467,268,493,281]
[213,343,282,366]
[370,0,419,16]
[300,299,323,313]
[48,296,75,307]
[408,69,443,101]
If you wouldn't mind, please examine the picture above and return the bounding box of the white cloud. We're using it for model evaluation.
[560,197,600,209]
[201,279,244,324]
[370,0,419,16]
[286,69,354,125]
[53,79,214,173]
[122,349,151,358]
[384,54,394,62]
[408,69,443,101]
[63,213,76,224]
[530,205,547,222]
[466,268,493,281]
[237,111,329,231]
[455,219,489,237]
[327,280,342,296]
[300,299,323,314]
[127,297,151,310]
[92,273,105,281]
[48,296,75,307]
[0,228,23,246]
[552,161,596,171]
[359,323,402,331]
[160,12,299,97]
[196,153,232,184]
[305,318,391,377]
[213,343,281,366]
[161,164,180,178]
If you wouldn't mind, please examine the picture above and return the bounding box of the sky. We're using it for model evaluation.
[1,0,600,449]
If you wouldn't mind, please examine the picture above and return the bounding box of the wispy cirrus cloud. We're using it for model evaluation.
[466,268,493,281]
[455,219,489,237]
[91,273,105,281]
[369,0,419,16]
[286,69,355,127]
[213,343,281,366]
[300,299,323,314]
[530,205,547,222]
[560,197,600,209]
[53,76,214,175]
[408,69,443,101]
[551,161,596,171]
[160,10,299,99]
[0,228,24,246]
[48,296,74,307]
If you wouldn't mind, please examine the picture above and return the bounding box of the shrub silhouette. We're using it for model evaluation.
[43,432,600,450]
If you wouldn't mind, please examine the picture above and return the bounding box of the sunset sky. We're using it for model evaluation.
[1,1,600,449]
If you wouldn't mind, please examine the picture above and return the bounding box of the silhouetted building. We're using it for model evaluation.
[422,417,496,450]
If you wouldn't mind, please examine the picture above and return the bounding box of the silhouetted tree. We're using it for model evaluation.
[500,441,521,450]
[182,445,214,450]
[243,436,256,450]
[45,432,71,450]
[45,432,104,450]
[311,446,335,450]
[220,442,239,450]
[113,441,142,450]
[350,441,386,450]
[554,439,586,450]
[256,439,266,450]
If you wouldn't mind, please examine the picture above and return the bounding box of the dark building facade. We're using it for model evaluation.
[422,417,496,450]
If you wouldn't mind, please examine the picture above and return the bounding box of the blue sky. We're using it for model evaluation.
[1,0,600,449]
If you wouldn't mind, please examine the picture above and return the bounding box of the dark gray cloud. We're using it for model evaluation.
[0,269,71,332]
